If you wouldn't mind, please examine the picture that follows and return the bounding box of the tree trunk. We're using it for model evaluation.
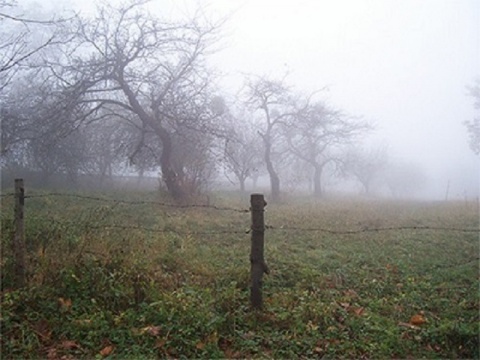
[158,133,185,200]
[239,177,246,193]
[313,164,323,198]
[263,136,280,202]
[118,71,185,201]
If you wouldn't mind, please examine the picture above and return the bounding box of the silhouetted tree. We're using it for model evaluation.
[48,1,222,200]
[221,108,263,193]
[0,0,71,90]
[245,76,296,202]
[285,101,371,197]
[340,145,388,195]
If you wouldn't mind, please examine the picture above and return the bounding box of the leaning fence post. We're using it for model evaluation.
[13,178,26,288]
[250,194,269,309]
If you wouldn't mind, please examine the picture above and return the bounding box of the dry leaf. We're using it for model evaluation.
[196,341,205,350]
[386,264,398,273]
[155,338,167,349]
[136,325,161,336]
[58,297,72,310]
[223,348,241,358]
[343,289,358,298]
[61,340,80,350]
[147,326,161,337]
[33,319,52,341]
[351,306,365,316]
[46,347,58,360]
[339,302,350,309]
[409,314,427,326]
[99,345,114,357]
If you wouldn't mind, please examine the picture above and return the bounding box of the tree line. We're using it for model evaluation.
[3,1,468,201]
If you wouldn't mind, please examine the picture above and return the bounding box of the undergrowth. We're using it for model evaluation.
[1,190,478,359]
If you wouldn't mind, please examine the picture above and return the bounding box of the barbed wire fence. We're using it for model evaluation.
[2,178,479,308]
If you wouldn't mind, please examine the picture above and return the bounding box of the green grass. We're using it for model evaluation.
[1,190,479,359]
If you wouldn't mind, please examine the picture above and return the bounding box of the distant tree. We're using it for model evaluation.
[284,101,372,197]
[465,79,480,155]
[340,145,388,195]
[221,108,263,193]
[1,69,95,181]
[384,161,427,198]
[82,117,132,185]
[244,76,297,202]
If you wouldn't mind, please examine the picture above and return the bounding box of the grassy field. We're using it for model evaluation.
[1,189,479,359]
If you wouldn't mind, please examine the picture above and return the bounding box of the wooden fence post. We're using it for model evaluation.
[250,194,269,309]
[13,178,26,288]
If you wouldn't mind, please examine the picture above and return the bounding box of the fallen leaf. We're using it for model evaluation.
[61,340,80,350]
[99,345,114,357]
[142,325,161,337]
[339,302,350,309]
[46,347,58,360]
[343,289,358,298]
[32,319,52,341]
[409,314,427,326]
[196,341,205,350]
[351,306,365,316]
[58,297,72,311]
[223,348,241,358]
[386,263,398,273]
[155,338,166,349]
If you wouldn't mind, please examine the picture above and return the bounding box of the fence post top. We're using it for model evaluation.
[250,194,266,207]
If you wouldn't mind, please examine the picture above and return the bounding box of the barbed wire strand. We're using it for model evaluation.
[265,225,480,234]
[82,224,249,235]
[79,223,480,235]
[6,192,250,213]
[2,192,478,233]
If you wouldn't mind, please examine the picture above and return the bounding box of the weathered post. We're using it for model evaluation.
[250,194,269,309]
[13,178,26,288]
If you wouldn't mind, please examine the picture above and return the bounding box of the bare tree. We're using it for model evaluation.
[47,1,222,200]
[0,1,71,90]
[285,101,372,197]
[245,76,297,202]
[221,107,263,193]
[340,145,389,195]
[1,70,93,166]
[384,161,427,198]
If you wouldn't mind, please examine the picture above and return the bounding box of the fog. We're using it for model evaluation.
[208,0,480,199]
[2,0,479,200]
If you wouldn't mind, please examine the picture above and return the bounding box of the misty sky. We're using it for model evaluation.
[32,0,480,198]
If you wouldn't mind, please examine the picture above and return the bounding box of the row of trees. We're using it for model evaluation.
[1,1,432,201]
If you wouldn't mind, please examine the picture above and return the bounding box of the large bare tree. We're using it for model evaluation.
[49,1,222,199]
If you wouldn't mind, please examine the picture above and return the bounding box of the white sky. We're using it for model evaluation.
[31,0,480,198]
